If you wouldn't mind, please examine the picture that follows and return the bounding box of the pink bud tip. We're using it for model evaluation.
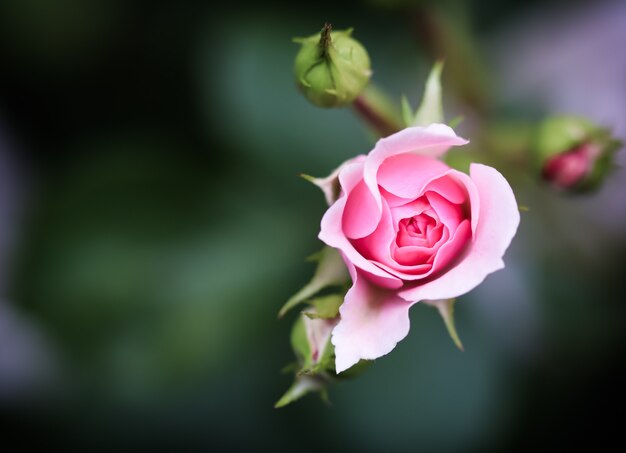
[541,143,600,189]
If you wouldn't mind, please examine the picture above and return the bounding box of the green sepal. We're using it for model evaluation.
[401,95,414,127]
[291,312,337,375]
[290,316,311,364]
[278,247,349,318]
[280,362,299,374]
[426,298,464,351]
[274,375,326,408]
[299,337,336,376]
[413,60,444,126]
[303,294,343,320]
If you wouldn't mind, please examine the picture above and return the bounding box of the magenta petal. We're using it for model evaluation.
[332,264,411,373]
[399,164,519,302]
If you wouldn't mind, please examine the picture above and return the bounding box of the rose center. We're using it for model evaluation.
[396,212,441,248]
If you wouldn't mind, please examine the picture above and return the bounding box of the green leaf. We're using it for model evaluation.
[303,294,344,320]
[278,247,349,318]
[401,95,414,127]
[426,298,464,351]
[413,61,444,126]
[274,375,325,408]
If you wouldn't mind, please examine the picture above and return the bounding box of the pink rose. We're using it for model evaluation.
[317,124,520,372]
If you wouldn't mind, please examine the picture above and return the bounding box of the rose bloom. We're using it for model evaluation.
[316,124,520,372]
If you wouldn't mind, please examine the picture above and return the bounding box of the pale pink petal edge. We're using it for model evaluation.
[331,264,412,373]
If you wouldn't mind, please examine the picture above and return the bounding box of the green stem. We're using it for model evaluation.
[352,87,404,137]
[319,23,332,58]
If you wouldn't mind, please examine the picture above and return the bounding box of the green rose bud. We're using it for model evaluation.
[294,23,372,108]
[534,116,621,192]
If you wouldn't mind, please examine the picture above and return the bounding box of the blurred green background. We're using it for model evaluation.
[0,0,625,450]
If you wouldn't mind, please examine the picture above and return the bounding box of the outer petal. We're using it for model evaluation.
[319,195,402,288]
[377,153,450,200]
[310,155,366,205]
[332,262,411,373]
[342,179,380,239]
[363,124,468,231]
[399,164,520,303]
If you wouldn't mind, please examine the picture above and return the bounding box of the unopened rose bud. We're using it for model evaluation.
[535,116,621,191]
[294,23,371,108]
[541,143,600,189]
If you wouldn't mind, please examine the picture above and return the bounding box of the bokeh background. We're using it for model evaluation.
[1,0,625,450]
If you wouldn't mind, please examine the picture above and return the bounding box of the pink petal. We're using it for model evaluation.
[338,158,367,195]
[424,175,467,204]
[399,164,519,303]
[427,219,472,275]
[425,191,464,231]
[447,170,481,237]
[389,198,431,226]
[343,180,380,239]
[363,124,468,221]
[351,198,396,264]
[375,219,470,281]
[358,199,459,280]
[311,155,366,205]
[377,153,449,200]
[379,187,413,208]
[332,263,412,373]
[319,195,403,289]
[393,226,449,265]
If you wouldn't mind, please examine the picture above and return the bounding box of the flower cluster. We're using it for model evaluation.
[276,23,620,408]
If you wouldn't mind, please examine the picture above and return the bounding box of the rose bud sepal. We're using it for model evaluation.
[423,299,464,351]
